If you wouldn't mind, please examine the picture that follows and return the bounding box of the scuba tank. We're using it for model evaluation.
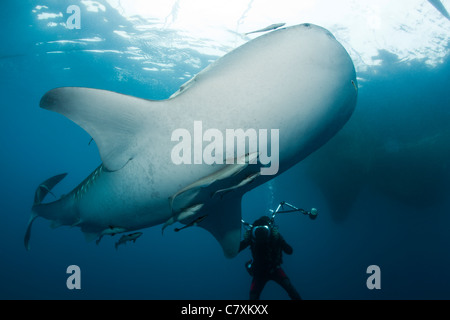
[241,201,317,276]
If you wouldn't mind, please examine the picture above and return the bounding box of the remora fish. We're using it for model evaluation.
[245,23,286,35]
[115,232,143,250]
[161,203,204,234]
[174,215,208,232]
[212,172,261,199]
[25,24,358,258]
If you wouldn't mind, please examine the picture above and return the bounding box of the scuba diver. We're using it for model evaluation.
[239,201,317,300]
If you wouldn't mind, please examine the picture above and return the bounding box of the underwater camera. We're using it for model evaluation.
[241,201,318,231]
[270,201,318,220]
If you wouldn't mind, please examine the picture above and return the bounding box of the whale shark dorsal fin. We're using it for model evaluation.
[198,197,242,258]
[40,87,158,171]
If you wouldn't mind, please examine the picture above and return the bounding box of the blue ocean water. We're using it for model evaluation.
[1,1,449,300]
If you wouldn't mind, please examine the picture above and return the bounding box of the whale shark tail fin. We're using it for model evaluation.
[24,214,37,251]
[25,173,68,251]
[33,173,67,206]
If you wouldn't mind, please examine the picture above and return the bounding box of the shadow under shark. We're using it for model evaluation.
[25,24,358,258]
[303,58,450,221]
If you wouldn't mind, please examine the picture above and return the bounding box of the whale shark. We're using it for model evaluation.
[25,24,358,258]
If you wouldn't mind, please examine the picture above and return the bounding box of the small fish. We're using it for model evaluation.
[162,203,204,234]
[212,172,260,198]
[114,232,143,250]
[174,215,208,232]
[245,23,286,36]
[96,225,127,245]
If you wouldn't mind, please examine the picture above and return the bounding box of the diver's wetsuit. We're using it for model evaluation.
[239,221,301,300]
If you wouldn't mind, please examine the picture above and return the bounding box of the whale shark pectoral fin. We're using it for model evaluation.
[198,197,242,258]
[169,155,257,210]
[40,87,158,172]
